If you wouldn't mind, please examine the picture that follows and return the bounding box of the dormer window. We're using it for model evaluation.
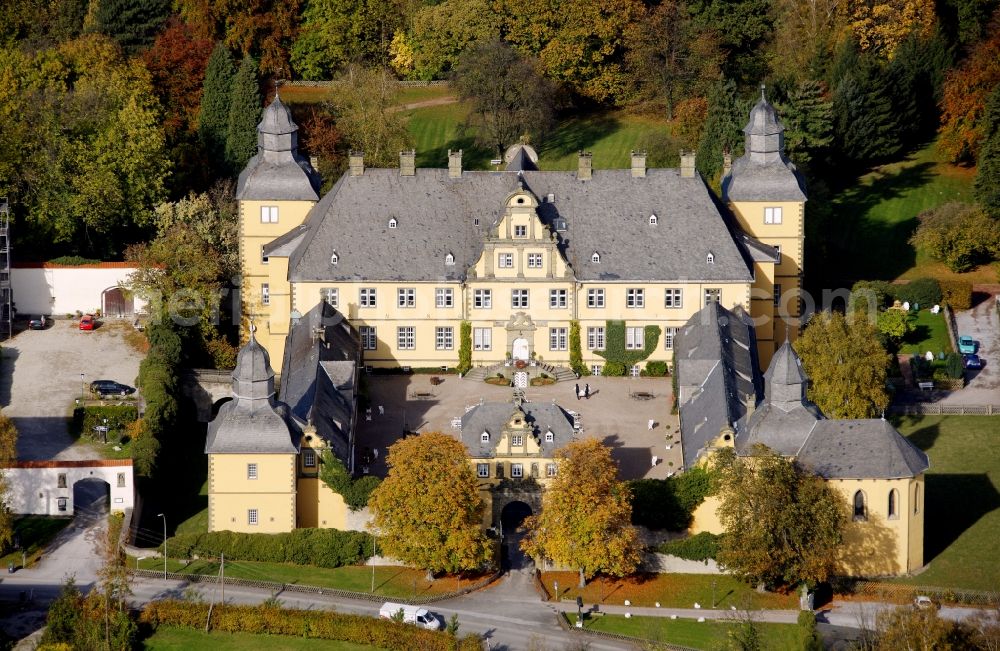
[545,430,554,442]
[706,252,715,264]
[591,252,601,263]
[481,431,490,442]
[555,219,567,232]
[330,251,339,265]
[649,214,658,225]
[445,252,455,265]
[388,217,398,229]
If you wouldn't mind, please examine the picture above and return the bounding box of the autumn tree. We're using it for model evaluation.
[152,182,240,278]
[0,0,88,47]
[521,439,641,587]
[330,65,412,168]
[225,56,261,173]
[0,412,17,552]
[199,43,236,175]
[453,40,556,156]
[974,85,1000,216]
[290,0,408,78]
[846,0,937,58]
[368,432,491,574]
[794,311,891,419]
[295,105,343,191]
[696,79,747,181]
[874,607,972,650]
[142,18,215,141]
[211,0,302,76]
[938,17,1000,162]
[408,0,501,80]
[88,0,171,56]
[713,445,848,589]
[910,202,1000,272]
[769,0,846,81]
[876,309,915,348]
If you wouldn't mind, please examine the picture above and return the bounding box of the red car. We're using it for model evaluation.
[79,315,95,330]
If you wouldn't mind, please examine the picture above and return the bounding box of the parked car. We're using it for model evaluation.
[963,354,983,370]
[378,602,443,630]
[957,336,978,355]
[79,314,95,330]
[28,315,48,329]
[89,380,135,397]
[913,595,940,610]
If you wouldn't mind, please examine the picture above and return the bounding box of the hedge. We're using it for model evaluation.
[629,466,712,531]
[895,277,942,307]
[939,279,973,310]
[164,528,375,568]
[71,405,138,440]
[140,601,483,651]
[657,532,721,561]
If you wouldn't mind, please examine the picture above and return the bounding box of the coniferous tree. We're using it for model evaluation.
[90,0,170,56]
[225,56,261,173]
[975,86,1000,217]
[832,59,900,162]
[199,43,236,175]
[696,79,746,181]
[776,80,833,169]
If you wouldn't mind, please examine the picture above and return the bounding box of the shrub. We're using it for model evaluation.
[945,352,964,379]
[645,360,669,377]
[910,203,1000,272]
[164,528,374,568]
[657,532,721,561]
[896,278,942,307]
[319,451,380,510]
[602,361,626,376]
[71,405,138,440]
[457,321,471,375]
[629,467,711,531]
[939,279,972,310]
[569,320,586,376]
[48,256,101,265]
[849,280,895,313]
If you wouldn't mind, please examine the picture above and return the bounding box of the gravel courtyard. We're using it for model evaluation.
[0,320,144,460]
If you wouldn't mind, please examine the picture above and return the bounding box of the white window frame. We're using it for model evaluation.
[248,509,259,525]
[511,463,523,478]
[498,252,514,268]
[445,253,455,265]
[477,463,490,478]
[649,214,658,225]
[481,431,490,442]
[527,253,543,268]
[360,287,376,308]
[587,288,605,308]
[665,327,677,350]
[260,206,278,223]
[473,327,492,351]
[545,430,554,442]
[303,449,316,468]
[549,327,567,351]
[388,217,398,229]
[514,224,527,238]
[247,463,258,480]
[664,288,682,308]
[631,364,641,377]
[397,287,416,308]
[546,463,557,477]
[511,289,529,309]
[474,289,492,309]
[511,434,523,446]
[435,288,453,308]
[397,326,415,350]
[321,287,338,308]
[435,326,454,350]
[626,288,644,308]
[704,288,721,305]
[549,289,567,308]
[587,326,605,351]
[261,283,270,306]
[626,327,645,350]
[360,326,377,350]
[591,252,601,263]
[590,364,602,376]
[706,252,715,264]
[764,207,783,224]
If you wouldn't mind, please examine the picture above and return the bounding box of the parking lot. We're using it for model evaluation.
[355,374,681,480]
[0,319,144,460]
[942,293,999,405]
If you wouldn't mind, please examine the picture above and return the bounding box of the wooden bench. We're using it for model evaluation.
[918,381,934,391]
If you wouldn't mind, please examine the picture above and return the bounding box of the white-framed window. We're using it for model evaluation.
[773,284,782,307]
[512,289,529,309]
[546,463,557,477]
[303,449,316,468]
[545,430,554,442]
[626,327,645,350]
[498,252,514,268]
[260,206,278,223]
[477,463,490,478]
[514,225,527,237]
[473,327,492,351]
[445,252,455,265]
[511,463,524,478]
[248,509,259,525]
[764,207,783,224]
[591,252,601,263]
[330,251,339,265]
[706,252,715,264]
[549,289,567,308]
[649,213,658,225]
[704,288,721,305]
[664,288,682,308]
[435,288,453,308]
[773,244,781,264]
[587,288,605,308]
[397,326,415,350]
[360,287,376,308]
[626,288,644,308]
[360,326,377,350]
[435,326,454,350]
[527,253,543,268]
[630,364,641,377]
[481,431,490,443]
[511,434,523,446]
[549,327,567,351]
[261,283,270,306]
[397,287,415,308]
[590,364,602,376]
[57,497,67,512]
[321,287,338,308]
[474,289,492,309]
[247,463,258,480]
[665,327,677,350]
[261,245,268,264]
[587,326,605,350]
[388,217,398,229]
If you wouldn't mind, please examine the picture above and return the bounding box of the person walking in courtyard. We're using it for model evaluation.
[584,383,590,399]
[575,383,580,400]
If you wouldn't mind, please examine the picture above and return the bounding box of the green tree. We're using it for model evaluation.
[696,79,747,182]
[40,578,85,646]
[330,65,412,168]
[975,85,1000,216]
[89,0,171,56]
[454,39,556,156]
[225,56,261,173]
[368,432,491,574]
[876,309,915,348]
[152,183,240,278]
[318,450,380,510]
[408,0,501,80]
[910,202,1000,272]
[712,445,848,589]
[521,438,641,587]
[832,54,902,162]
[797,610,824,651]
[290,0,408,78]
[688,0,774,84]
[794,311,891,419]
[874,606,971,650]
[199,43,237,174]
[775,80,833,169]
[0,412,17,552]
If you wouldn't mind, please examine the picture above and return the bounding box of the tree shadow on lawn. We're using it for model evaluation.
[539,114,622,160]
[416,131,493,170]
[923,473,1000,564]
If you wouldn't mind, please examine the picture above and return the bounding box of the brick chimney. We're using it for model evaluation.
[349,151,364,177]
[680,151,696,178]
[399,149,416,176]
[577,151,592,181]
[631,151,647,178]
[448,149,462,178]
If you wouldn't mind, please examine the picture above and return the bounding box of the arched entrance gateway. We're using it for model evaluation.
[499,500,533,571]
[511,338,529,361]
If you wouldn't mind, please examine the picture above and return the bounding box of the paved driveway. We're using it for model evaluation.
[0,321,144,460]
[943,294,999,405]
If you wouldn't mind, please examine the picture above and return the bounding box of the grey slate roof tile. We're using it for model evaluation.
[460,401,575,457]
[798,419,930,479]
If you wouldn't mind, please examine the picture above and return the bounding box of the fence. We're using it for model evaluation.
[846,581,1000,607]
[942,304,960,352]
[889,403,1000,415]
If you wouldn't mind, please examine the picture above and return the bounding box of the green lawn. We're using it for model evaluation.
[280,82,452,107]
[899,310,953,355]
[815,141,991,287]
[0,516,71,569]
[892,415,1000,590]
[579,614,803,650]
[143,626,378,650]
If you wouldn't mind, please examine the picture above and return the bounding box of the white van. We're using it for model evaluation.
[378,602,443,630]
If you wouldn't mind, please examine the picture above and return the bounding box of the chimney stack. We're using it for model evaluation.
[349,151,364,177]
[448,149,462,178]
[631,151,647,178]
[723,151,732,177]
[680,150,696,178]
[399,149,416,176]
[577,151,592,181]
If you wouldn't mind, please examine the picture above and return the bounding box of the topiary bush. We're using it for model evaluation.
[657,532,721,561]
[896,277,942,307]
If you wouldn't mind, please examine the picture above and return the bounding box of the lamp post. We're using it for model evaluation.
[157,513,167,579]
[371,535,376,594]
[712,579,717,609]
[102,418,108,444]
[80,373,85,398]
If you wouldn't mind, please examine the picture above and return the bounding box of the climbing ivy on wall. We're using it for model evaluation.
[597,321,661,368]
[457,321,472,374]
[569,320,587,376]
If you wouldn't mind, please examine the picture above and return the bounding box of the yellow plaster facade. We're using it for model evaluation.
[207,453,297,533]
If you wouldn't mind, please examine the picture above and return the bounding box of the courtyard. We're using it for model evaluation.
[353,374,680,480]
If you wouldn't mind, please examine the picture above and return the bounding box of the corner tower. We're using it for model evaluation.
[722,85,807,369]
[237,94,320,363]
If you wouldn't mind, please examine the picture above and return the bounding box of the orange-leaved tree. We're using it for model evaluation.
[521,438,640,587]
[368,432,492,574]
[939,13,1000,162]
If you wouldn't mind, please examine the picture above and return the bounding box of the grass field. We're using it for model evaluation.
[579,614,803,650]
[132,556,484,599]
[818,142,992,286]
[540,572,798,610]
[0,516,71,569]
[892,415,1000,590]
[280,82,452,107]
[900,310,953,355]
[142,626,378,650]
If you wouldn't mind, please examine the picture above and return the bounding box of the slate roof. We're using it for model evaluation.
[460,400,575,458]
[237,98,321,202]
[722,157,806,202]
[798,419,930,479]
[505,144,539,171]
[285,168,753,284]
